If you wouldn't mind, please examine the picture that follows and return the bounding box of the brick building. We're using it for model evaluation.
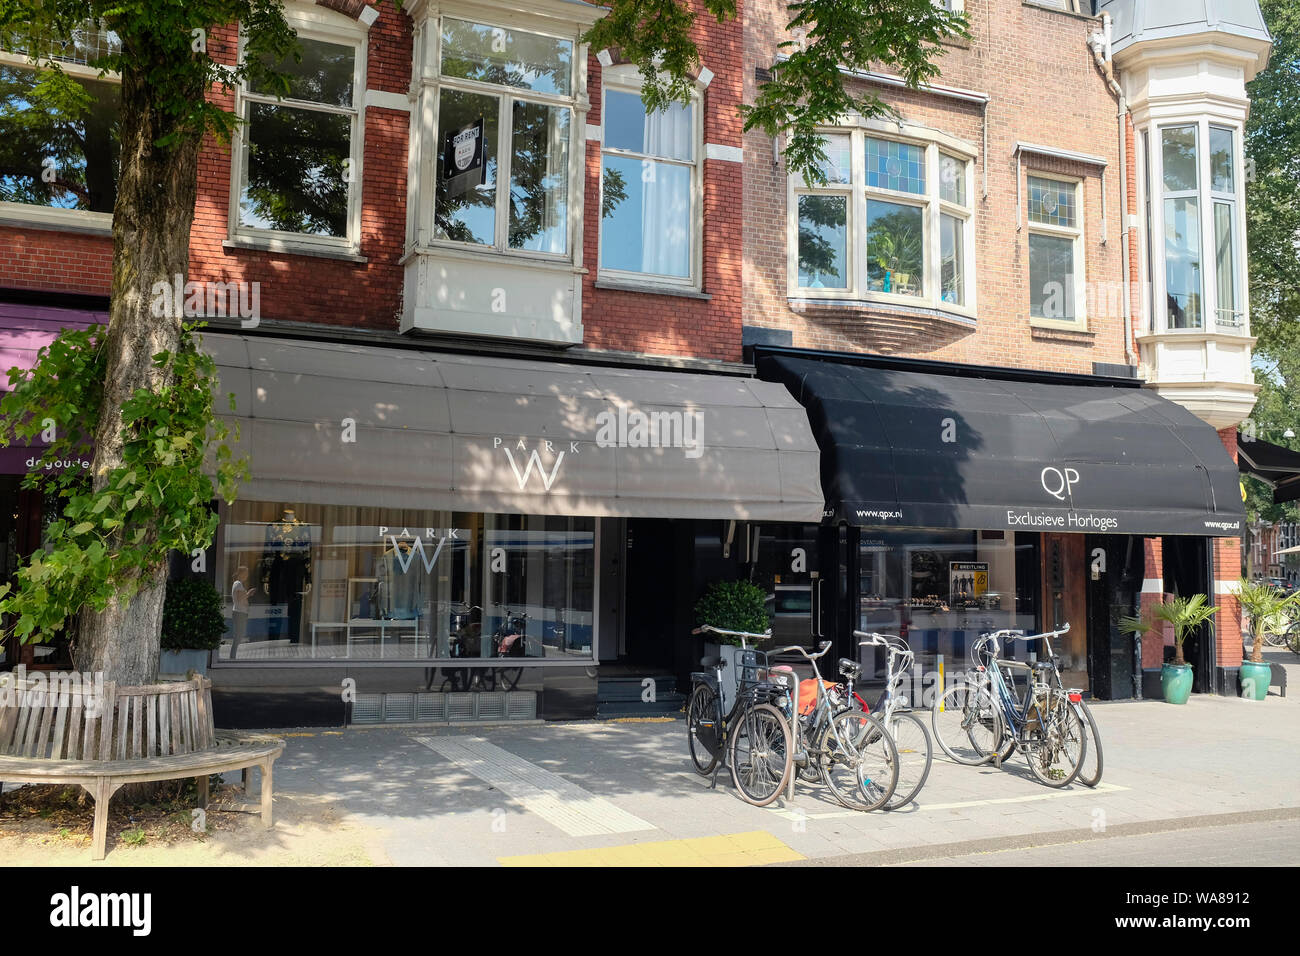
[0,0,1272,723]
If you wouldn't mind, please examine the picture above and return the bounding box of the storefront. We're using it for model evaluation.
[0,301,100,671]
[753,347,1245,701]
[202,332,824,726]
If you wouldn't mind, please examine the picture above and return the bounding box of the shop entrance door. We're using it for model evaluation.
[1085,534,1143,699]
[1162,536,1214,693]
[622,519,678,670]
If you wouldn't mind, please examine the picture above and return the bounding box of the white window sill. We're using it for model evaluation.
[788,296,977,327]
[594,279,710,301]
[223,236,366,263]
[402,243,581,274]
[0,205,113,236]
[1029,317,1092,334]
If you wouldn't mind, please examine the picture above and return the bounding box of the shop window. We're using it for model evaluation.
[0,23,122,229]
[1026,174,1084,326]
[233,19,365,252]
[1160,125,1202,329]
[217,500,595,664]
[434,17,574,256]
[598,70,701,286]
[790,128,974,312]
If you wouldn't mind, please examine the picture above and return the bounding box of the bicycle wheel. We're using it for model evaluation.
[686,683,720,776]
[883,711,933,810]
[728,702,793,806]
[932,683,1002,766]
[1073,699,1103,788]
[820,710,898,812]
[1023,690,1085,788]
[1287,624,1300,657]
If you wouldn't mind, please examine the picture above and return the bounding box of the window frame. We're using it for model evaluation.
[228,3,368,257]
[1024,172,1086,330]
[428,13,581,262]
[596,64,706,291]
[0,42,121,234]
[1139,117,1249,335]
[786,123,977,317]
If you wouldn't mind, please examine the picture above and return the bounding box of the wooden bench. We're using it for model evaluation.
[1269,662,1287,698]
[0,675,283,860]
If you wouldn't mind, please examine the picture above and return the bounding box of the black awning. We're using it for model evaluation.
[1238,434,1300,504]
[756,351,1245,536]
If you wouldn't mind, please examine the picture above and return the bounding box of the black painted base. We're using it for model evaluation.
[1213,666,1242,698]
[1140,668,1163,700]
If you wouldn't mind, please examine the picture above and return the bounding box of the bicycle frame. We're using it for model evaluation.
[689,625,780,783]
[972,626,1079,761]
[851,631,915,729]
[768,641,850,799]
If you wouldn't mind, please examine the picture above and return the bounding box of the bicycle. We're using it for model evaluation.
[984,624,1103,788]
[932,627,1087,788]
[845,632,933,809]
[686,625,794,807]
[768,642,899,812]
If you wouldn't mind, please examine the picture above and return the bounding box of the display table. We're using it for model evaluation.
[310,618,422,659]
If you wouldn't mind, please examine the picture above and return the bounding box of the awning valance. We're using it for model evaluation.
[756,351,1245,536]
[206,333,824,522]
[1237,433,1300,505]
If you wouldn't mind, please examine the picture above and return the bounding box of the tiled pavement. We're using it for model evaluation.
[261,649,1300,866]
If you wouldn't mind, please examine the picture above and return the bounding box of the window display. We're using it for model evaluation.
[217,502,594,662]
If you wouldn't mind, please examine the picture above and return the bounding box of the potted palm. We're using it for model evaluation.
[1235,578,1296,700]
[1150,594,1218,705]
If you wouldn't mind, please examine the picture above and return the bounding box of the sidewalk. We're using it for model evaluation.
[261,647,1300,866]
[7,648,1297,866]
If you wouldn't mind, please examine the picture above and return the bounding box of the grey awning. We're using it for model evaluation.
[205,333,824,522]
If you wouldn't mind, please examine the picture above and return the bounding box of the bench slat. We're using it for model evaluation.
[116,691,129,760]
[131,696,142,759]
[0,685,18,753]
[170,694,181,754]
[186,691,199,752]
[66,696,82,760]
[35,697,55,759]
[159,696,170,757]
[196,683,212,749]
[21,689,43,758]
[98,683,116,763]
[147,695,157,757]
[51,699,69,761]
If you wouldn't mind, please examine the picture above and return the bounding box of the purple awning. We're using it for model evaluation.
[1,303,106,475]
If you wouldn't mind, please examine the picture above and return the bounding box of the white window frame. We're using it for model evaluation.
[786,122,977,318]
[0,35,120,234]
[596,64,705,291]
[1025,172,1086,330]
[228,2,368,257]
[1139,116,1250,335]
[1208,124,1244,331]
[419,8,583,264]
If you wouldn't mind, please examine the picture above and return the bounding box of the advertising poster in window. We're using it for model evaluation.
[949,561,988,608]
[442,117,485,197]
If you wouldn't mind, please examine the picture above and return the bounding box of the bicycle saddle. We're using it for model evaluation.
[838,658,860,677]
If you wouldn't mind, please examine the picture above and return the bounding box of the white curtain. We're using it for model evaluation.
[640,103,692,276]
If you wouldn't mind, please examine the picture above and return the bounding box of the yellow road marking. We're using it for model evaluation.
[498,830,804,867]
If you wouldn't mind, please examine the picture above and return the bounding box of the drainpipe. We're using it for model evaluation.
[1090,13,1137,369]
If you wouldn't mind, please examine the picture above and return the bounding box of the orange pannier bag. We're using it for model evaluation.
[797,679,836,716]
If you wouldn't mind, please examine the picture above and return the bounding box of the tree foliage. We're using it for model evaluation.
[0,326,247,644]
[585,0,968,185]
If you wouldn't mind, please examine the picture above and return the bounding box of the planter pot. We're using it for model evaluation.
[1161,662,1194,704]
[160,648,210,676]
[1239,661,1272,701]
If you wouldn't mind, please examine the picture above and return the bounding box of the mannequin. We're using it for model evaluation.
[261,507,312,645]
[376,537,423,621]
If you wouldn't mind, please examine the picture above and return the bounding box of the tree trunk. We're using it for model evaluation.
[72,61,202,685]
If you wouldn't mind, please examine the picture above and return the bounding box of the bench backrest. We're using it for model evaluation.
[0,675,215,761]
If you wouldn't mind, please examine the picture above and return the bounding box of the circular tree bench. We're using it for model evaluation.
[0,675,283,860]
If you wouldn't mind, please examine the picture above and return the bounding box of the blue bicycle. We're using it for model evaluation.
[931,626,1087,788]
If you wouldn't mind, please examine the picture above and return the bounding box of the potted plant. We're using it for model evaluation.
[1234,578,1296,700]
[1149,594,1218,705]
[160,577,227,676]
[694,579,770,647]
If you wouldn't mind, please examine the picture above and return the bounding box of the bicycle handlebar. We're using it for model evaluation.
[770,641,833,660]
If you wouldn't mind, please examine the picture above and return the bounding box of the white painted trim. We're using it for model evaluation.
[697,66,714,88]
[1216,580,1243,595]
[705,143,742,163]
[586,123,602,142]
[1141,579,1165,594]
[0,204,113,234]
[365,89,410,112]
[359,5,381,27]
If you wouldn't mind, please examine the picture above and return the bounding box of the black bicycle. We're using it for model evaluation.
[686,625,793,806]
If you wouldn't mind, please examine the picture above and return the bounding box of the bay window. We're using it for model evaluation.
[598,70,701,286]
[434,17,575,257]
[232,9,366,253]
[1143,119,1246,334]
[791,128,975,313]
[1026,175,1083,325]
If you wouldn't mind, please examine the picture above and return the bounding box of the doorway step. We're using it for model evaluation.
[596,675,685,719]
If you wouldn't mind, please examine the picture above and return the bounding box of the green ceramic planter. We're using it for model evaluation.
[1161,663,1194,704]
[1239,661,1272,701]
